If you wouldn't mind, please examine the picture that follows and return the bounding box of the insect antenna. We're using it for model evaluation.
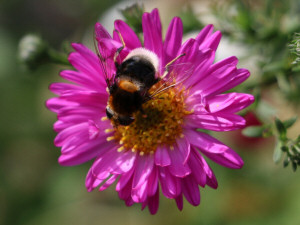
[93,29,111,87]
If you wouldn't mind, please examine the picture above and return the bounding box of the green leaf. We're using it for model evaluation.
[273,140,283,163]
[283,155,290,167]
[283,116,298,128]
[281,146,289,152]
[242,126,264,137]
[275,117,287,141]
[292,161,297,172]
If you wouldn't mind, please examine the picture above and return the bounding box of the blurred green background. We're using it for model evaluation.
[1,0,300,224]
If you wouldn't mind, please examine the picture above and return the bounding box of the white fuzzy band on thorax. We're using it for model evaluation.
[124,47,159,73]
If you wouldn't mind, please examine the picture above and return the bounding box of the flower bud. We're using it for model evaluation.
[18,34,48,70]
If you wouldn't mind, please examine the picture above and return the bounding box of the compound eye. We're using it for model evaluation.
[118,116,135,126]
[106,107,113,119]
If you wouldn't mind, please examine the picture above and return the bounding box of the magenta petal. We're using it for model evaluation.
[174,39,200,82]
[132,180,148,203]
[185,113,246,131]
[206,169,218,189]
[142,9,163,61]
[68,53,102,85]
[183,49,215,88]
[182,176,200,206]
[58,137,113,166]
[196,24,214,43]
[163,17,183,66]
[95,22,112,39]
[188,149,207,187]
[215,68,250,95]
[54,122,88,147]
[168,144,191,177]
[199,30,222,51]
[99,174,119,191]
[185,129,244,169]
[175,194,183,211]
[116,168,134,191]
[206,93,255,113]
[49,82,86,95]
[176,136,191,164]
[71,43,105,83]
[132,154,154,189]
[202,147,244,169]
[85,167,102,192]
[190,147,218,188]
[159,167,181,198]
[91,149,136,179]
[118,178,132,201]
[147,187,160,215]
[147,167,158,196]
[154,146,171,166]
[184,129,228,153]
[46,97,77,113]
[114,20,142,49]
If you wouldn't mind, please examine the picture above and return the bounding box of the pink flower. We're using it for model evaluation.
[47,9,254,214]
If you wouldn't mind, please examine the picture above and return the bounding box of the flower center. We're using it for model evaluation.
[110,85,190,155]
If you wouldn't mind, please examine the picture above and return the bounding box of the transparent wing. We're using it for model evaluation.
[149,61,194,98]
[93,26,117,88]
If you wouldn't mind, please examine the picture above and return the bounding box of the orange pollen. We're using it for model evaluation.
[111,85,191,154]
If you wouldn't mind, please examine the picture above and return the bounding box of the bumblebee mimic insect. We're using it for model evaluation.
[94,30,185,126]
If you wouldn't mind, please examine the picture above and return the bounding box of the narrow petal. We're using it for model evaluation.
[99,174,119,191]
[68,52,103,86]
[159,167,181,198]
[85,167,102,192]
[116,167,134,191]
[142,9,163,61]
[59,136,114,166]
[188,149,207,187]
[183,49,215,88]
[174,39,200,82]
[54,122,88,147]
[147,167,159,196]
[168,144,191,177]
[132,180,148,203]
[71,43,106,84]
[185,129,244,169]
[206,93,255,113]
[199,30,222,51]
[184,129,228,153]
[175,194,183,211]
[114,20,142,50]
[46,97,77,113]
[95,22,112,39]
[49,82,87,95]
[182,176,200,206]
[148,187,160,215]
[118,177,132,200]
[185,113,246,131]
[163,17,183,66]
[154,146,171,166]
[91,149,137,179]
[132,154,154,189]
[176,136,191,164]
[196,25,214,43]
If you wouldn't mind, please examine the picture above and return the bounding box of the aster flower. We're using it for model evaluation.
[47,9,254,214]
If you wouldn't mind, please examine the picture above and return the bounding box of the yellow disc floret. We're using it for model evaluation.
[110,86,191,154]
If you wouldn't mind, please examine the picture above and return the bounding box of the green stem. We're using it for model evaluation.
[47,48,69,66]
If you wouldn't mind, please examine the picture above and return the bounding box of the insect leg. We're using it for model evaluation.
[161,53,186,79]
[113,29,126,64]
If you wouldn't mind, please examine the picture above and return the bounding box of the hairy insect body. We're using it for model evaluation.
[106,48,159,125]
